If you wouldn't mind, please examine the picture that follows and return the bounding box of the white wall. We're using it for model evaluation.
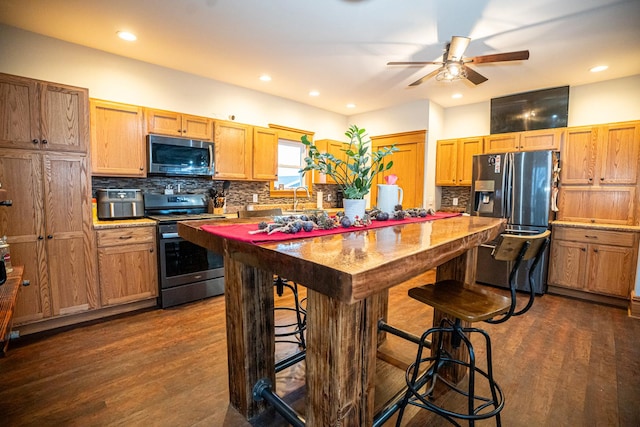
[0,24,347,140]
[441,75,640,138]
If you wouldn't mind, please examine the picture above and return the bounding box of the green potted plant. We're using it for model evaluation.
[300,125,397,221]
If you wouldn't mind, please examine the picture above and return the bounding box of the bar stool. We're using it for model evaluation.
[395,230,550,426]
[237,208,307,349]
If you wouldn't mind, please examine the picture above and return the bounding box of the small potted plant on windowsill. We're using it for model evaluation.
[300,125,397,221]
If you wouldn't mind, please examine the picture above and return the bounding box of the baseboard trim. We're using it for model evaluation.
[13,298,158,336]
[629,291,640,320]
[547,285,627,309]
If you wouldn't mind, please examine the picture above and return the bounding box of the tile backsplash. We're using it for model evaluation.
[91,177,341,212]
[440,186,471,212]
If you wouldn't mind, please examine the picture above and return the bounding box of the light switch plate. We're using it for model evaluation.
[453,197,459,206]
[253,194,259,203]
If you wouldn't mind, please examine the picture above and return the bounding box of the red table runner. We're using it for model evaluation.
[200,212,462,244]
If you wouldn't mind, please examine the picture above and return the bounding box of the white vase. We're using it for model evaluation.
[343,198,366,222]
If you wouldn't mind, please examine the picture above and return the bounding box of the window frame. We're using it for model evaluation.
[268,124,314,198]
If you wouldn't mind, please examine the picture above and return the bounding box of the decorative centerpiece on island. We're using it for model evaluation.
[300,125,397,221]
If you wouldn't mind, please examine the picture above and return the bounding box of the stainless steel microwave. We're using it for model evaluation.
[147,134,215,177]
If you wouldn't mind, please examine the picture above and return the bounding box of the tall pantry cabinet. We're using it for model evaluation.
[0,73,97,326]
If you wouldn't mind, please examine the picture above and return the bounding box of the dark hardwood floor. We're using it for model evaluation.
[1,273,639,426]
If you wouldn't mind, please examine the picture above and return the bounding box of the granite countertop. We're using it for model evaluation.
[551,220,640,233]
[93,217,157,230]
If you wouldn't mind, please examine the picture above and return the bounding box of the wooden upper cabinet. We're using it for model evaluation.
[561,121,639,186]
[252,126,278,181]
[435,136,483,186]
[483,132,519,153]
[313,139,347,184]
[371,130,425,210]
[90,99,146,177]
[599,121,639,185]
[519,128,563,151]
[40,83,89,152]
[146,108,213,141]
[484,128,563,153]
[214,120,252,180]
[559,125,598,185]
[435,139,457,186]
[0,73,88,153]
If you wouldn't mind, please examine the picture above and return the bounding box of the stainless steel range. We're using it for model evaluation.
[144,193,225,308]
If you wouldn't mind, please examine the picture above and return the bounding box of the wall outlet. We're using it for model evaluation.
[327,194,332,201]
[452,197,459,206]
[252,194,259,203]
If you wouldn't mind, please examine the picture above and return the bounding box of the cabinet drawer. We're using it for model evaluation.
[553,227,635,247]
[96,227,155,247]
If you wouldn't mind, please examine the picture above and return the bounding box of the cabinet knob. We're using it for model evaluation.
[32,139,39,144]
[42,139,48,144]
[600,177,604,181]
[150,248,154,253]
[47,235,53,239]
[581,248,586,252]
[588,177,593,182]
[140,166,144,171]
[38,235,44,240]
[593,248,599,253]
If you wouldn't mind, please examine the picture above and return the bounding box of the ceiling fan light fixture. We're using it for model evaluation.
[436,62,466,82]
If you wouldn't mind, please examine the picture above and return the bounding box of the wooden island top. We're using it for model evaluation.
[178,215,505,426]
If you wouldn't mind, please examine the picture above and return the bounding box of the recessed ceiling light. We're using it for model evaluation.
[117,31,137,41]
[309,90,320,97]
[259,74,272,82]
[590,65,608,73]
[346,103,356,109]
[452,93,463,99]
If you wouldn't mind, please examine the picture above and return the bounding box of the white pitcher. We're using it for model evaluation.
[377,184,403,214]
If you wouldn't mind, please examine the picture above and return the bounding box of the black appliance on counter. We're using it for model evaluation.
[96,188,144,220]
[144,193,226,308]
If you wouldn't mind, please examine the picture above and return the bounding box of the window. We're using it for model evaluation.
[268,124,314,196]
[274,139,306,190]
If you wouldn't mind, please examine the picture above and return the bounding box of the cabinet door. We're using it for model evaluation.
[43,153,97,316]
[371,131,425,209]
[557,186,635,225]
[548,239,587,290]
[314,139,347,184]
[0,150,50,323]
[214,121,252,180]
[98,242,158,306]
[0,74,40,149]
[457,137,483,186]
[435,139,457,186]
[90,100,146,177]
[146,109,182,137]
[520,128,564,151]
[599,121,639,185]
[587,244,635,297]
[561,126,598,185]
[252,126,278,180]
[40,83,88,153]
[484,133,519,153]
[182,114,213,141]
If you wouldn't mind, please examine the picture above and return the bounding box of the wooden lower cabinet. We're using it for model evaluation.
[96,226,158,306]
[0,150,97,325]
[548,224,639,303]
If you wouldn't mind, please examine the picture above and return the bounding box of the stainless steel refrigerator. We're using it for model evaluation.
[470,150,560,294]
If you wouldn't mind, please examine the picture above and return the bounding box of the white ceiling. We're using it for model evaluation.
[1,0,639,115]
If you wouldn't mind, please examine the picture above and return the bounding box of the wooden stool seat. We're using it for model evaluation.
[409,280,512,323]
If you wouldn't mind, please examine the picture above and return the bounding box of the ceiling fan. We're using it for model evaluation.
[388,36,530,87]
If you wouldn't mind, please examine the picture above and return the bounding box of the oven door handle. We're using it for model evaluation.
[161,232,181,239]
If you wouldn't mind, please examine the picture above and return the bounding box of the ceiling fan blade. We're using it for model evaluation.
[447,36,470,61]
[470,50,530,64]
[464,66,488,85]
[387,61,443,66]
[409,68,441,87]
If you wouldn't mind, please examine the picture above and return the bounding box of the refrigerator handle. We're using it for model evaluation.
[503,153,513,220]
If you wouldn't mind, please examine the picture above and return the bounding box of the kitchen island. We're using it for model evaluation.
[178,215,505,426]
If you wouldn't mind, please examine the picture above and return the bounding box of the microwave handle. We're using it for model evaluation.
[209,145,214,172]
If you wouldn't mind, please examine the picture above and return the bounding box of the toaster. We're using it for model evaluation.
[96,189,144,220]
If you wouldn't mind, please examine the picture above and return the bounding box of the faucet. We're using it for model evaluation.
[293,186,310,211]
